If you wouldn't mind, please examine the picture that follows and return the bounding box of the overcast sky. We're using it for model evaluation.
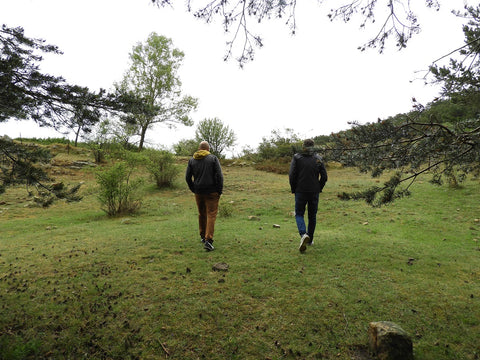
[1,0,469,154]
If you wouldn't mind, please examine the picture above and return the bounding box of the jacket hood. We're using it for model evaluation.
[301,146,316,156]
[193,150,210,159]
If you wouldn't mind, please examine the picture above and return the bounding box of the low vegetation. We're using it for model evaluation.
[0,144,479,359]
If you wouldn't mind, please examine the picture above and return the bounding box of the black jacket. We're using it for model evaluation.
[185,151,223,194]
[289,151,327,193]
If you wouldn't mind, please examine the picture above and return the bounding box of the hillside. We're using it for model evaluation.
[1,145,479,359]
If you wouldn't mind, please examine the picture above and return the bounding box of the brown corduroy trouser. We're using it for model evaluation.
[194,192,220,242]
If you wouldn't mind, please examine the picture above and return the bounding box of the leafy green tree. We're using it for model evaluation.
[173,138,199,156]
[64,101,102,147]
[194,117,236,158]
[422,97,479,126]
[257,128,301,160]
[117,33,198,150]
[152,1,442,65]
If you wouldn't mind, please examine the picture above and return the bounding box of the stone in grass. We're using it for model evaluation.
[368,321,413,360]
[212,262,229,272]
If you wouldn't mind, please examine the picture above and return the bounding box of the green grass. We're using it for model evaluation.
[1,156,479,359]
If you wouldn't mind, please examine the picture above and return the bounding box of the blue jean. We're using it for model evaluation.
[294,192,319,240]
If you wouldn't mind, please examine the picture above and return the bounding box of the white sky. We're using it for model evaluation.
[0,0,469,155]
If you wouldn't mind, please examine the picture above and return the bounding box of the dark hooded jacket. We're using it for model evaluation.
[289,148,327,193]
[186,150,223,194]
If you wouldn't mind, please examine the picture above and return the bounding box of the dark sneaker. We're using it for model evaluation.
[204,240,215,251]
[201,238,206,244]
[299,233,310,253]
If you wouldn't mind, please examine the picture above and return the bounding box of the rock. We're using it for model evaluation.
[248,216,260,221]
[212,262,229,272]
[368,321,413,360]
[71,160,97,168]
[273,224,281,228]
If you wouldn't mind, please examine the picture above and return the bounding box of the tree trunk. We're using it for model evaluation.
[139,125,148,151]
[74,126,81,147]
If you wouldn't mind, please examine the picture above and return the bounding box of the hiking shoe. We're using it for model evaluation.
[299,233,310,253]
[201,237,206,244]
[204,240,215,251]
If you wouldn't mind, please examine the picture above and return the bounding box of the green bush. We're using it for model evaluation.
[256,129,301,160]
[218,201,233,218]
[14,137,70,145]
[144,149,179,188]
[95,162,143,216]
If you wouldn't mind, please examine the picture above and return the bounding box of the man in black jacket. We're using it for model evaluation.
[289,139,328,252]
[186,141,224,251]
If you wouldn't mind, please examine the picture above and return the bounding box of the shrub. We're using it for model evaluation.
[95,162,143,216]
[14,137,70,146]
[144,149,179,188]
[219,201,233,218]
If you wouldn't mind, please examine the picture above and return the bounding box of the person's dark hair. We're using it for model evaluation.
[303,139,314,148]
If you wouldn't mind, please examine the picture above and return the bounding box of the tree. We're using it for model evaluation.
[322,5,480,206]
[0,25,122,129]
[429,5,480,96]
[117,33,198,150]
[329,96,479,206]
[173,138,199,156]
[428,4,480,118]
[64,98,102,147]
[0,136,83,205]
[195,118,236,158]
[153,0,441,66]
[0,25,128,203]
[257,128,300,160]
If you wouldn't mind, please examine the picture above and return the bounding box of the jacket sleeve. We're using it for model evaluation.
[288,156,297,193]
[214,157,224,194]
[318,161,328,193]
[185,160,195,193]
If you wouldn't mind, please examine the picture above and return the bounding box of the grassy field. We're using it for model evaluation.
[1,148,479,359]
